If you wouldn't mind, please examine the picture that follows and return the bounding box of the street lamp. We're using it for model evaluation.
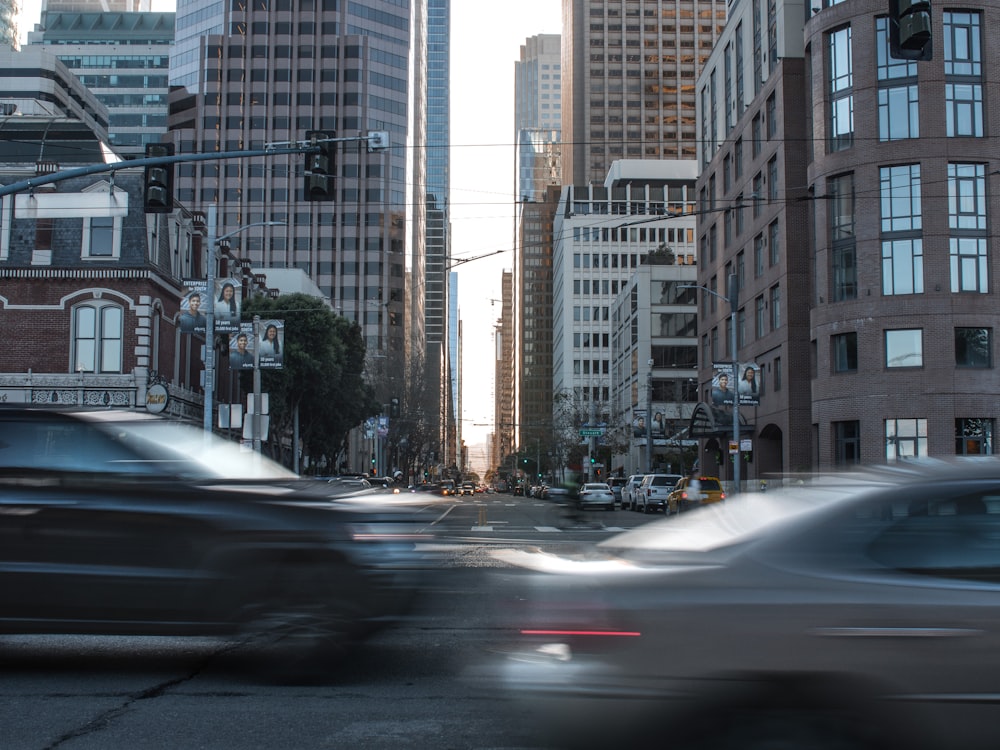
[680,273,741,494]
[203,204,286,434]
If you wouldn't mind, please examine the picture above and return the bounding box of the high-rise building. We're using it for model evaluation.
[561,0,728,185]
[514,34,562,460]
[165,0,414,365]
[426,0,454,467]
[26,0,173,158]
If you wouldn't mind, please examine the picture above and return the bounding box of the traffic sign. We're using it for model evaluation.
[579,428,604,437]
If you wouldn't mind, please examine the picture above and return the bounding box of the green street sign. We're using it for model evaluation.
[579,428,604,437]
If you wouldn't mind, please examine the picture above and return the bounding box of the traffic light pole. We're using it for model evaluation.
[0,132,390,199]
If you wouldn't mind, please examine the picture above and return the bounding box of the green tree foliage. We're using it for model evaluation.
[242,293,379,468]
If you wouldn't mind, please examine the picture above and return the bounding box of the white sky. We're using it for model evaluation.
[16,0,563,457]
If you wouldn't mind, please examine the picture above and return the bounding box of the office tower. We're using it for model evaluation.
[166,0,416,362]
[26,0,173,158]
[514,34,562,457]
[426,0,454,466]
[561,0,728,185]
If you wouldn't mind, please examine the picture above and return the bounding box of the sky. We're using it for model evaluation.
[15,0,563,462]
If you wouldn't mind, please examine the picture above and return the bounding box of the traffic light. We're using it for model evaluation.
[143,143,174,213]
[370,452,376,474]
[595,468,602,477]
[889,0,932,61]
[304,130,335,201]
[389,397,400,418]
[590,456,596,464]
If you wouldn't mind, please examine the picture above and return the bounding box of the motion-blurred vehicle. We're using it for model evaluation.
[666,475,725,514]
[576,482,615,511]
[635,473,683,513]
[459,481,477,496]
[486,460,1000,750]
[0,407,429,680]
[622,474,647,511]
[439,479,457,496]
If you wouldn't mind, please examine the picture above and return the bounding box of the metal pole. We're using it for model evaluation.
[252,314,262,454]
[646,361,653,472]
[728,273,740,495]
[203,204,217,433]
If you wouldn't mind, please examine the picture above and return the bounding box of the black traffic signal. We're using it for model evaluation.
[889,0,932,61]
[143,143,174,213]
[389,397,400,418]
[304,130,335,201]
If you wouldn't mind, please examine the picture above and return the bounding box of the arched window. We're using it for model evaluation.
[72,302,123,373]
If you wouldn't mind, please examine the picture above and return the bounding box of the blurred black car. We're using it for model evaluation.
[483,460,1000,750]
[0,407,429,679]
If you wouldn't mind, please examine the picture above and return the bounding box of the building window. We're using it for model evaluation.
[948,163,988,294]
[752,173,763,218]
[882,239,923,295]
[754,233,765,277]
[885,328,922,368]
[950,238,987,294]
[956,418,993,455]
[73,302,123,373]
[767,157,778,201]
[766,92,777,139]
[955,327,991,368]
[833,420,861,465]
[832,332,858,372]
[829,172,856,301]
[773,356,781,391]
[752,113,762,158]
[734,137,743,178]
[82,215,120,259]
[768,219,779,267]
[755,294,765,337]
[885,418,927,460]
[828,26,853,151]
[769,284,780,330]
[944,12,983,138]
[875,17,918,141]
[880,164,923,296]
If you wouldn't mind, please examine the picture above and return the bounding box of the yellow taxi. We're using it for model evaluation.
[666,476,725,514]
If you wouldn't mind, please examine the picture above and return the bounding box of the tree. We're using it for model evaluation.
[242,293,379,468]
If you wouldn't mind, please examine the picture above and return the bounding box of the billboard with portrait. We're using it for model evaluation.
[229,322,255,370]
[213,278,241,333]
[179,281,208,335]
[258,319,285,369]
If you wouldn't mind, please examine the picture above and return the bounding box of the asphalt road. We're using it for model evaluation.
[0,494,654,750]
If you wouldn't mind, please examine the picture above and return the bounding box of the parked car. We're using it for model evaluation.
[666,475,726,514]
[636,473,683,513]
[0,407,430,680]
[607,476,628,507]
[577,482,616,511]
[622,474,647,511]
[487,460,1000,750]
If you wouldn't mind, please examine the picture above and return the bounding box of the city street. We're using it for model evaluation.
[0,494,651,750]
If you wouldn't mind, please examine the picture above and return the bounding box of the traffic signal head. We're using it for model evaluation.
[304,130,335,201]
[590,456,596,464]
[143,143,174,213]
[889,0,932,61]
